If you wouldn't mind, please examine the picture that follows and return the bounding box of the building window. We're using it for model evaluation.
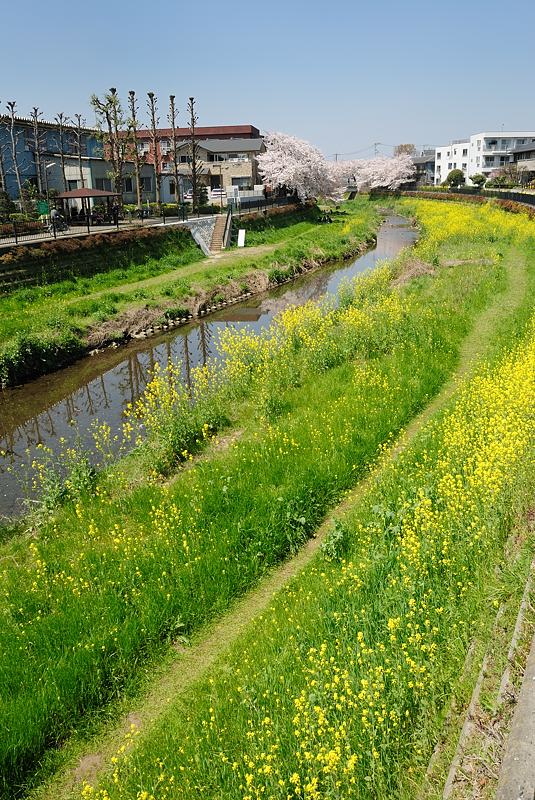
[169,180,176,196]
[67,180,78,191]
[137,142,150,155]
[462,149,468,156]
[436,152,441,159]
[159,139,170,154]
[95,178,112,191]
[448,162,452,170]
[462,163,467,170]
[123,177,134,193]
[179,155,191,163]
[140,177,152,192]
[476,157,480,167]
[477,140,481,150]
[232,176,252,189]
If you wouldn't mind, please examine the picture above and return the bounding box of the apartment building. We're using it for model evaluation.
[435,131,535,185]
[434,139,470,185]
[0,115,103,199]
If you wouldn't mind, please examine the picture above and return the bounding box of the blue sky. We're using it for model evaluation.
[2,0,534,158]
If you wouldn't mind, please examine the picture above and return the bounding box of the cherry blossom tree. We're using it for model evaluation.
[257,132,335,201]
[258,132,415,201]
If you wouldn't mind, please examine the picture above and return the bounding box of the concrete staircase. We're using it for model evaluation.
[210,214,228,254]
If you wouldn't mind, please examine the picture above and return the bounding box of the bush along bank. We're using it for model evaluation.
[0,200,379,388]
[0,202,514,795]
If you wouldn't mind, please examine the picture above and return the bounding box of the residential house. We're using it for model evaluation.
[411,149,435,187]
[131,124,264,204]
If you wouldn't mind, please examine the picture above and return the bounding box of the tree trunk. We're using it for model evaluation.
[6,105,26,210]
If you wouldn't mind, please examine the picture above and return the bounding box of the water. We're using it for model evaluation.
[0,215,417,519]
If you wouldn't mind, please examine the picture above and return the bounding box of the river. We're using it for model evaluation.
[0,215,417,519]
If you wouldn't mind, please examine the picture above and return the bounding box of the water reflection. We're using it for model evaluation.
[0,215,417,517]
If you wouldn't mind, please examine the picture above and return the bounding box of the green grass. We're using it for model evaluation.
[92,326,533,800]
[0,200,379,387]
[0,207,514,796]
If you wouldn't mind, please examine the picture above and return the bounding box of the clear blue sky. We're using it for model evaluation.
[2,0,534,158]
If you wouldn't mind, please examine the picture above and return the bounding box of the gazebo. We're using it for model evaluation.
[55,187,121,230]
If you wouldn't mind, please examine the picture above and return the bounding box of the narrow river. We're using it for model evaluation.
[0,215,417,519]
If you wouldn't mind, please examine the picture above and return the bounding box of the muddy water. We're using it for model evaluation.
[0,215,417,518]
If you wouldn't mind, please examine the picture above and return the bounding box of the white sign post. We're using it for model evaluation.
[237,229,246,248]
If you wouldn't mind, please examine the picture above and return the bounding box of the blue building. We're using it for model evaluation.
[0,114,105,204]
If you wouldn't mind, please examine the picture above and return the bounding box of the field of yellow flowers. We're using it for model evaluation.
[86,312,535,800]
[0,199,533,798]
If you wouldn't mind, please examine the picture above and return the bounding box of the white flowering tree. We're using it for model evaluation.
[258,132,415,201]
[257,132,337,201]
[341,154,415,191]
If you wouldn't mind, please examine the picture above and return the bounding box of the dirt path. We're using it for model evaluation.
[65,243,281,305]
[31,248,527,800]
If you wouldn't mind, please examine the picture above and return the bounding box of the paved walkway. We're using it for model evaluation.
[0,216,214,249]
[496,623,535,799]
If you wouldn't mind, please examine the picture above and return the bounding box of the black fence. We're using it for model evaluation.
[448,187,535,207]
[227,194,295,216]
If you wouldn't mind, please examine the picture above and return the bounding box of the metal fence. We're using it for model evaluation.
[449,187,535,207]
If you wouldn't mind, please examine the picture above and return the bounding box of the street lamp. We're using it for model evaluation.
[43,162,57,207]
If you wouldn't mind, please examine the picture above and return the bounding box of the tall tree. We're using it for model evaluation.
[5,101,26,209]
[394,143,417,157]
[73,114,86,187]
[146,92,161,211]
[54,112,69,192]
[168,94,182,213]
[127,90,143,209]
[91,88,128,201]
[187,96,203,215]
[30,107,44,194]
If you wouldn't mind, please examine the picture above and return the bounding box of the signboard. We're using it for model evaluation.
[37,200,49,216]
[237,229,246,248]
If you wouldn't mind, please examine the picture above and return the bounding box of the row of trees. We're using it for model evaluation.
[0,101,88,214]
[257,132,415,201]
[1,91,206,216]
[89,89,204,214]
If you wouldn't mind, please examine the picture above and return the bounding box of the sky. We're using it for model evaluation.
[2,0,534,159]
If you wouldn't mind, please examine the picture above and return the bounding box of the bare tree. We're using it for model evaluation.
[0,138,6,193]
[168,94,182,213]
[53,112,69,192]
[187,96,203,215]
[394,143,417,157]
[73,114,86,187]
[5,101,26,209]
[127,90,144,209]
[91,87,128,202]
[147,92,161,211]
[30,107,45,194]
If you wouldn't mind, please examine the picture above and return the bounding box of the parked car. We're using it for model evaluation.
[210,187,226,196]
[182,190,193,200]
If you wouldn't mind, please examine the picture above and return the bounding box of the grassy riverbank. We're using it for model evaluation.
[69,200,534,800]
[0,202,378,388]
[3,200,533,797]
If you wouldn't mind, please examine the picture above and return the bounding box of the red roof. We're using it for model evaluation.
[136,124,260,139]
[56,187,120,199]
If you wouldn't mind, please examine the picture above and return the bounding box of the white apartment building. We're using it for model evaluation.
[434,139,469,185]
[435,131,535,185]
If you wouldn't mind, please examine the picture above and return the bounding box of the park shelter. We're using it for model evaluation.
[55,187,121,223]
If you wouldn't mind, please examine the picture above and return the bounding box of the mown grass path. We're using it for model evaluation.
[30,247,527,800]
